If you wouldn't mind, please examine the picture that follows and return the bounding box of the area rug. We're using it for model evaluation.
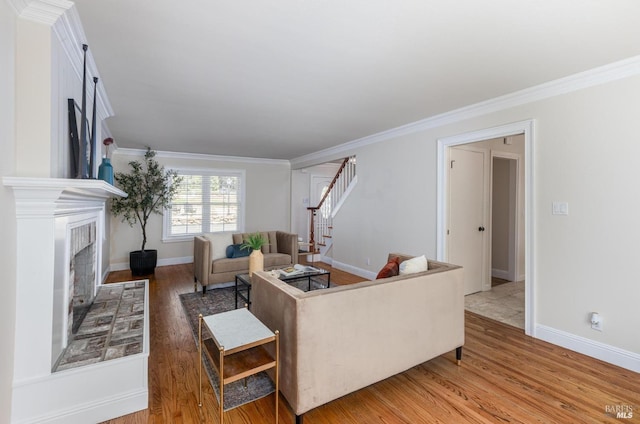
[179,287,275,411]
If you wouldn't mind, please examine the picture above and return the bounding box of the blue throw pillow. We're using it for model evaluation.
[225,244,250,258]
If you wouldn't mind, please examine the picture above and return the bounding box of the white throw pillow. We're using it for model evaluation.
[399,255,429,275]
[203,232,234,261]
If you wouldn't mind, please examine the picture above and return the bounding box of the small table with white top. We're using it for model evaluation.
[198,308,279,424]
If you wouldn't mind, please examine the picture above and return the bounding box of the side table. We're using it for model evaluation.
[198,308,279,424]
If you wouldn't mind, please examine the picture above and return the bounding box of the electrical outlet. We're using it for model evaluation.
[552,201,569,215]
[590,313,603,331]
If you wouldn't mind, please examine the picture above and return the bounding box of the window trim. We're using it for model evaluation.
[162,167,246,243]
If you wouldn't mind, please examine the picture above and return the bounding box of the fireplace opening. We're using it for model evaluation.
[70,243,96,333]
[67,222,97,340]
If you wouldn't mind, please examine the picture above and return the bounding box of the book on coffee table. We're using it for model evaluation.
[279,264,318,277]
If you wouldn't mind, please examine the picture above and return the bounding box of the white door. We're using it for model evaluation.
[448,147,485,295]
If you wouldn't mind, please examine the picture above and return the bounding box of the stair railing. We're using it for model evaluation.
[307,156,356,253]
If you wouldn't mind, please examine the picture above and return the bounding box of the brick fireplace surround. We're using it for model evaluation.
[3,177,150,424]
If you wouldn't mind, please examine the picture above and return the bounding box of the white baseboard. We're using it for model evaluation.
[535,324,640,373]
[159,256,193,266]
[331,260,376,281]
[15,388,148,424]
[109,262,129,272]
[303,253,322,262]
[109,256,193,272]
[101,267,110,284]
[491,268,511,280]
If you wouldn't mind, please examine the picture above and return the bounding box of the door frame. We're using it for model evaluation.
[437,119,536,336]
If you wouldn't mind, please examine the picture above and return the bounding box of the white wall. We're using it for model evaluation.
[0,2,18,421]
[327,74,640,358]
[334,133,441,269]
[15,18,53,177]
[531,79,640,354]
[108,150,292,267]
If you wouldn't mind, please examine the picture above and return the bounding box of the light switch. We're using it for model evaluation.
[552,201,569,215]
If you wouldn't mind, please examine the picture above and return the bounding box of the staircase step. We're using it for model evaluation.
[322,235,332,238]
[317,242,326,247]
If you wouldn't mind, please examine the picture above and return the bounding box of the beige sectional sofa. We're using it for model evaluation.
[251,253,464,423]
[193,230,298,293]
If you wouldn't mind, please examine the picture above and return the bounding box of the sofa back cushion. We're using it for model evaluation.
[266,231,278,253]
[203,232,234,262]
[233,231,279,254]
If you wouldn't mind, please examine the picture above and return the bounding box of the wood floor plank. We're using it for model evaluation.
[101,263,640,424]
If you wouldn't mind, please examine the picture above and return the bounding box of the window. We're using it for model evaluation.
[163,169,245,241]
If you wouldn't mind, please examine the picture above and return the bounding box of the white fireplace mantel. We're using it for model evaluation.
[3,176,126,196]
[3,177,149,424]
[3,177,127,217]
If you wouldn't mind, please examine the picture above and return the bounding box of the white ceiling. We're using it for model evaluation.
[73,0,640,160]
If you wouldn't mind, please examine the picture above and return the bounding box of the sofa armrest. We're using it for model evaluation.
[276,231,298,264]
[193,236,210,286]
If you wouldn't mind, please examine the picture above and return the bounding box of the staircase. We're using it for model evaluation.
[307,156,357,258]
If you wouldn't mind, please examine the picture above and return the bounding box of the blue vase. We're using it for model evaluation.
[98,157,113,184]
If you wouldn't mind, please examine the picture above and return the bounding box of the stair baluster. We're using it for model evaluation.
[306,156,356,256]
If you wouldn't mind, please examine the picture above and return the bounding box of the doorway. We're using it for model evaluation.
[437,120,535,336]
[464,147,524,329]
[491,153,520,283]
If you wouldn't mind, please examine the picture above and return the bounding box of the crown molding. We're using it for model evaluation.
[6,0,26,15]
[113,148,291,166]
[8,0,73,25]
[291,54,640,167]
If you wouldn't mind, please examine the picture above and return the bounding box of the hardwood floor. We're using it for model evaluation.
[103,264,639,424]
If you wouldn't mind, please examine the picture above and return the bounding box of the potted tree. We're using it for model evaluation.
[241,232,268,276]
[111,147,182,276]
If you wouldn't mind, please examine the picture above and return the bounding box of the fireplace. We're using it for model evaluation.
[4,177,149,423]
